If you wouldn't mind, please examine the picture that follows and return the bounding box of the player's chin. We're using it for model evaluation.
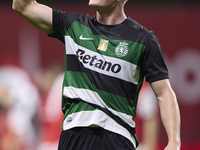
[88,3,98,9]
[88,2,95,7]
[88,0,104,10]
[88,0,99,7]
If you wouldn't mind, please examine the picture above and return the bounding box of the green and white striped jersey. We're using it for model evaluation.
[49,9,169,147]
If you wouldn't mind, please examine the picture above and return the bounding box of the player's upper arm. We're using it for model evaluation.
[13,1,52,34]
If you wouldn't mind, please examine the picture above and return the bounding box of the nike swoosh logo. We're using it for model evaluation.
[79,35,94,40]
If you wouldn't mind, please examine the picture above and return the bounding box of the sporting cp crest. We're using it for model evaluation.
[115,42,129,58]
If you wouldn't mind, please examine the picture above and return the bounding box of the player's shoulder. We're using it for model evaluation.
[126,17,155,38]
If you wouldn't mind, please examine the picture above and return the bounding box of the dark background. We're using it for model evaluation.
[1,0,200,4]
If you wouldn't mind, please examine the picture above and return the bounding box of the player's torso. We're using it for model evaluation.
[62,16,147,117]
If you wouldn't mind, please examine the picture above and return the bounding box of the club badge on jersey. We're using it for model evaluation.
[115,42,129,58]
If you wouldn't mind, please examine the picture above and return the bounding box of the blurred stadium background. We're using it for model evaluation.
[0,0,200,150]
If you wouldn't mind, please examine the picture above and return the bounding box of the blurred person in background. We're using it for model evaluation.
[34,63,64,150]
[136,83,159,150]
[12,0,181,150]
[0,83,21,150]
[0,63,40,150]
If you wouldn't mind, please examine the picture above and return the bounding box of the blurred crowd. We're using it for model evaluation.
[0,58,159,150]
[0,59,64,150]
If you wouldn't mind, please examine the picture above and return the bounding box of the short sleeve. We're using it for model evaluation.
[141,33,169,82]
[49,9,81,43]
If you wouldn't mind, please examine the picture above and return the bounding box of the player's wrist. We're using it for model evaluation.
[167,139,181,150]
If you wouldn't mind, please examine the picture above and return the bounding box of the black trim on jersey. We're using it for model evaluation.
[67,55,137,99]
[87,16,151,43]
[52,9,153,45]
[141,33,169,82]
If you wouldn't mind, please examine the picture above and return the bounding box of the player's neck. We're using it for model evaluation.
[95,5,127,25]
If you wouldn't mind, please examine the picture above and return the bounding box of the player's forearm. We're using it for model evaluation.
[158,89,181,149]
[142,117,158,150]
[12,0,36,13]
